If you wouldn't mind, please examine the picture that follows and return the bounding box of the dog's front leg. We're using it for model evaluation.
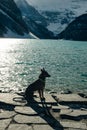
[41,89,44,99]
[41,89,45,101]
[38,90,42,99]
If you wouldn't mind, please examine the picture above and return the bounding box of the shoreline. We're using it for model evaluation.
[0,86,87,95]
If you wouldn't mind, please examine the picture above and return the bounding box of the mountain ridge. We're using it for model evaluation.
[0,0,87,40]
[57,13,87,41]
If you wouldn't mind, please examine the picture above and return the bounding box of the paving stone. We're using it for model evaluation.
[60,121,87,130]
[14,114,53,124]
[33,124,54,130]
[0,111,16,119]
[34,93,57,105]
[60,109,87,120]
[8,124,32,130]
[69,110,87,117]
[0,119,11,130]
[60,108,73,115]
[54,94,87,104]
[14,106,39,115]
[0,93,87,130]
[52,105,60,112]
[64,128,84,130]
[45,94,57,104]
[51,105,70,118]
[0,93,26,106]
[57,104,70,109]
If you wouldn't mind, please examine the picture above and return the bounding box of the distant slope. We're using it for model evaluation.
[0,0,87,39]
[14,0,54,39]
[0,0,54,39]
[26,0,87,35]
[57,14,87,41]
[0,0,31,38]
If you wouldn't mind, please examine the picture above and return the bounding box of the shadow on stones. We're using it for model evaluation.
[58,102,87,121]
[0,101,15,111]
[26,98,64,130]
[12,94,64,129]
[59,102,87,110]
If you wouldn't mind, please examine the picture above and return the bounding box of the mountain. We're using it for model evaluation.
[0,0,32,38]
[0,0,54,38]
[14,0,54,39]
[24,0,87,35]
[57,14,87,41]
[0,0,87,39]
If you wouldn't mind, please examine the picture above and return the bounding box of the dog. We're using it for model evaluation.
[25,68,50,102]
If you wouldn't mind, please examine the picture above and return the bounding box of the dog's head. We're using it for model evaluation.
[40,68,51,78]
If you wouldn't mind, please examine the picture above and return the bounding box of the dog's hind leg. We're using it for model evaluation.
[38,90,42,99]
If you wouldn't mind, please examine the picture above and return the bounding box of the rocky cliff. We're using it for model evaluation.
[0,0,29,37]
[0,0,54,38]
[57,14,87,41]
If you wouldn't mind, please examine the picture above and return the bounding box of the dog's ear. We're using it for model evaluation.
[41,68,45,72]
[41,69,43,72]
[43,68,45,71]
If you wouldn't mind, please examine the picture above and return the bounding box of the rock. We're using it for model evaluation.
[57,104,70,109]
[33,124,54,130]
[60,121,87,129]
[53,94,87,104]
[52,104,70,113]
[78,93,87,98]
[8,124,32,130]
[48,91,57,94]
[60,109,87,120]
[14,106,42,115]
[34,94,57,105]
[0,93,26,106]
[0,111,16,119]
[14,114,53,124]
[0,119,11,130]
[52,106,60,113]
[81,108,87,111]
[52,105,71,119]
[60,108,73,115]
[60,89,72,94]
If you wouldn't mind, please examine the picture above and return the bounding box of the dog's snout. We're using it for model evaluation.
[48,74,51,77]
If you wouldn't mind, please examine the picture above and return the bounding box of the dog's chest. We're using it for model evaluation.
[32,79,45,90]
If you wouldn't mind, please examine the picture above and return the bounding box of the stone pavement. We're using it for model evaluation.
[0,93,87,130]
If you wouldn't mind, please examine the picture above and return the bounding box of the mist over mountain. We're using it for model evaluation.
[0,0,87,39]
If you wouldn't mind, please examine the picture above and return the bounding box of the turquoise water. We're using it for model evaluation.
[0,39,87,93]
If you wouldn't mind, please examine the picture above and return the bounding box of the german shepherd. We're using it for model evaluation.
[25,68,50,102]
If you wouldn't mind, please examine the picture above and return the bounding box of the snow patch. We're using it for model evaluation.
[4,28,34,38]
[12,0,87,36]
[47,23,67,35]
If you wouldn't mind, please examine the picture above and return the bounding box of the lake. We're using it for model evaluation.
[0,39,87,93]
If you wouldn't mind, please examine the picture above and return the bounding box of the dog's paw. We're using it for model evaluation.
[41,97,45,102]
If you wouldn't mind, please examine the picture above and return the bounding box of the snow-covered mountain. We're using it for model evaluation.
[0,0,87,38]
[21,0,87,35]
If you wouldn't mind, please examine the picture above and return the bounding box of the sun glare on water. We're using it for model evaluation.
[0,39,20,51]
